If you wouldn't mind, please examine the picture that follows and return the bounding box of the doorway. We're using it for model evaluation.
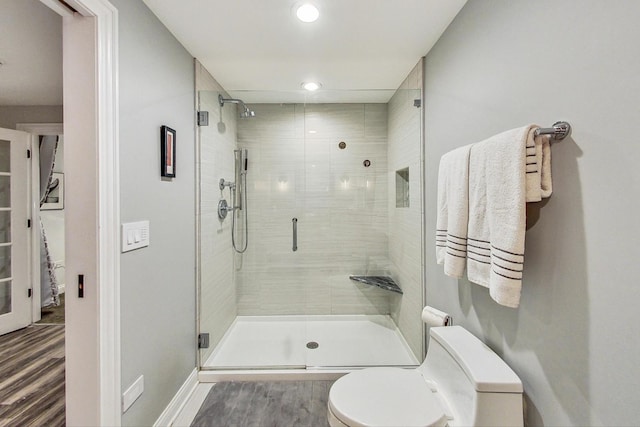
[0,1,66,424]
[1,0,121,424]
[0,124,67,427]
[17,122,66,327]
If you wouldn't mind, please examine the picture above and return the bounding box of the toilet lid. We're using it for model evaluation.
[329,367,447,427]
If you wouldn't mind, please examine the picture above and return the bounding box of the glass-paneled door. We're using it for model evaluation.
[0,128,30,335]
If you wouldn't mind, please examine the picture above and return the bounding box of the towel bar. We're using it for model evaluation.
[534,121,571,140]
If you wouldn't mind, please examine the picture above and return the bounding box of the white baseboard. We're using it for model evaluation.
[154,368,199,427]
[170,383,214,427]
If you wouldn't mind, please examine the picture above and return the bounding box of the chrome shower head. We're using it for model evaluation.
[219,94,256,118]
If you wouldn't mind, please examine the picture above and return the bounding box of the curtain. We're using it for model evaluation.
[39,135,60,307]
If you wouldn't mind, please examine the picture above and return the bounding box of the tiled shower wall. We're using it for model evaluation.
[196,61,238,363]
[236,103,392,315]
[388,61,425,359]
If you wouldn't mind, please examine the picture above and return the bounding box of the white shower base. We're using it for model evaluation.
[203,314,419,369]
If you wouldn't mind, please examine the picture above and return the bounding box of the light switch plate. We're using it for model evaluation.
[121,221,150,252]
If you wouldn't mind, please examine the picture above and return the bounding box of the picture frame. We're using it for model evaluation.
[41,172,64,210]
[161,125,176,177]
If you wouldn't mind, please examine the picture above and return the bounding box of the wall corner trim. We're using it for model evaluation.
[153,368,199,427]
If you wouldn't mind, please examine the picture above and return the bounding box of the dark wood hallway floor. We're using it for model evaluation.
[0,325,65,427]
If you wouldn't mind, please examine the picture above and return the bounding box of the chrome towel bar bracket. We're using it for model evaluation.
[534,121,571,141]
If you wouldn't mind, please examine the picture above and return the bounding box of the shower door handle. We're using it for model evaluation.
[292,218,298,252]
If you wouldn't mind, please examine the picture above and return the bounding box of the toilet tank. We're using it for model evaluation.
[417,326,523,427]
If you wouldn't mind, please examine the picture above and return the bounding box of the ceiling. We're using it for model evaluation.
[0,0,467,106]
[142,0,467,103]
[0,0,62,106]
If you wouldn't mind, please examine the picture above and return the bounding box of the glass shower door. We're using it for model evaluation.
[197,90,239,368]
[299,102,412,368]
[234,101,309,368]
[197,92,309,369]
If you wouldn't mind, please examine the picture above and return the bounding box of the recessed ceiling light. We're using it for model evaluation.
[296,3,319,23]
[302,81,321,91]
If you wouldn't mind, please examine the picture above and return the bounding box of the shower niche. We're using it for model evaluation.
[395,167,410,208]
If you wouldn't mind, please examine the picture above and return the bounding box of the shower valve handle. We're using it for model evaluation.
[219,178,235,190]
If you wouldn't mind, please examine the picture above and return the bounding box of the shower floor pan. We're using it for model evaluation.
[202,314,419,370]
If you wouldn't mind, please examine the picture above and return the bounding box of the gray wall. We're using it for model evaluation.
[111,0,196,425]
[423,1,640,425]
[0,106,63,129]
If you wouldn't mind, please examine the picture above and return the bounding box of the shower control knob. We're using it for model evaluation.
[219,178,235,190]
[218,199,235,220]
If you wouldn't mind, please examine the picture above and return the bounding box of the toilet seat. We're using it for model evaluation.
[328,367,448,427]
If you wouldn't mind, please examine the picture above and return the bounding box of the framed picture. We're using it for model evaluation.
[161,125,176,177]
[41,172,64,210]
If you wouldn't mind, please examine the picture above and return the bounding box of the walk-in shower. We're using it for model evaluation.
[197,59,425,372]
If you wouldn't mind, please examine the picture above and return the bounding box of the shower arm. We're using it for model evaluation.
[219,94,250,112]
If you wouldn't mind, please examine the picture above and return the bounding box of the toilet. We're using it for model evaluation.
[327,326,523,427]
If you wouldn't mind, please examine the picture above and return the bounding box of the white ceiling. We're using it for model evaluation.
[0,1,467,106]
[0,0,62,106]
[142,0,467,103]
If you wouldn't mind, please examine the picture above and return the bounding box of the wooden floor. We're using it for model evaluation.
[0,325,65,427]
[191,381,334,427]
[37,294,65,325]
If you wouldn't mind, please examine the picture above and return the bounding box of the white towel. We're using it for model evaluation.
[436,144,473,278]
[466,125,541,308]
[526,133,552,202]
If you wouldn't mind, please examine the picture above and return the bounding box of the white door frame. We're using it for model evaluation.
[41,0,121,425]
[16,122,64,323]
